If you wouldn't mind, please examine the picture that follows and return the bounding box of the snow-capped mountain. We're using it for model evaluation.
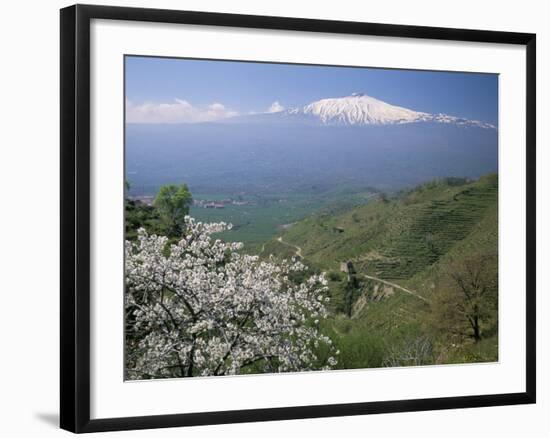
[126,92,498,193]
[293,93,424,125]
[277,93,496,129]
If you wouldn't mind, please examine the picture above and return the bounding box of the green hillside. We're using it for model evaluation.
[261,174,499,368]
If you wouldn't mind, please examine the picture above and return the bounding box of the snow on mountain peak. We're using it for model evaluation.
[286,93,496,129]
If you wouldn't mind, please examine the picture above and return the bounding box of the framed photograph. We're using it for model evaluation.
[60,4,536,433]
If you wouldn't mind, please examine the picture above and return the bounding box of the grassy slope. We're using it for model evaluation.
[262,174,499,368]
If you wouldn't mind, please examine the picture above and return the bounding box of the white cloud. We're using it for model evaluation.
[126,98,238,123]
[266,101,285,113]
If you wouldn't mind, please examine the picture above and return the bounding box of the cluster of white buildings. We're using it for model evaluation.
[193,198,250,209]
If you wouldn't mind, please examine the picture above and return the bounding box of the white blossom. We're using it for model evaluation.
[125,216,336,379]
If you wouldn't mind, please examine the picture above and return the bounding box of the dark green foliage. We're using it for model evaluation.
[327,271,343,281]
[153,184,193,237]
[343,274,360,317]
[126,183,193,240]
[125,199,163,240]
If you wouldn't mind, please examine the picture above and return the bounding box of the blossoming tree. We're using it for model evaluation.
[125,217,338,379]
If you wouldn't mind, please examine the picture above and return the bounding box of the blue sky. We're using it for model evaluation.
[125,56,498,125]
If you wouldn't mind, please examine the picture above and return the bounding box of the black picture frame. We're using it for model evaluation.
[60,4,536,433]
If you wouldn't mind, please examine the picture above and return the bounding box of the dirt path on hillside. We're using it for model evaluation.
[361,274,430,303]
[277,237,303,258]
[267,238,428,304]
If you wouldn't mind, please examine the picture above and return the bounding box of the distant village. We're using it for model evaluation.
[192,198,251,209]
[127,195,251,210]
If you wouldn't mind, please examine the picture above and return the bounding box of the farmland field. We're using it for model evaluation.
[188,188,378,249]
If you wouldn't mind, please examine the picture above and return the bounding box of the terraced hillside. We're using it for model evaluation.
[358,176,497,280]
[261,174,499,368]
[267,174,497,281]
